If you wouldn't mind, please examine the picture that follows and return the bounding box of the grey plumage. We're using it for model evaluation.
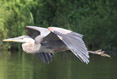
[3,26,89,64]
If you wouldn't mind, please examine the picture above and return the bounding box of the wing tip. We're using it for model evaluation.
[79,56,90,64]
[84,58,90,64]
[36,53,54,64]
[81,54,90,64]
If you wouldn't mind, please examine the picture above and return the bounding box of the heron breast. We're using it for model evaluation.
[22,43,41,53]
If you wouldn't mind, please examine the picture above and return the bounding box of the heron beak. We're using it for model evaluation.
[3,38,17,42]
[3,37,23,42]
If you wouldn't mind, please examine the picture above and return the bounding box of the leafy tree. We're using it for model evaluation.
[0,0,117,50]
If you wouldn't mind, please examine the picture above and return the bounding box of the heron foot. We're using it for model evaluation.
[88,49,111,57]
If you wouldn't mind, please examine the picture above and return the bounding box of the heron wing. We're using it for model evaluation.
[36,32,62,64]
[41,32,61,42]
[48,27,89,64]
[36,53,54,64]
[25,26,40,39]
[40,32,67,52]
[25,26,50,39]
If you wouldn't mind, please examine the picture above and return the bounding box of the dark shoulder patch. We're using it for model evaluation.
[25,27,40,39]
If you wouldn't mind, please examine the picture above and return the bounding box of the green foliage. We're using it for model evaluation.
[0,0,117,50]
[0,0,35,48]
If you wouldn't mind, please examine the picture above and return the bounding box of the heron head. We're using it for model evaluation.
[3,35,34,43]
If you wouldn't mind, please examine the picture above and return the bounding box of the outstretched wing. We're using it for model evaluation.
[36,53,54,64]
[25,26,50,39]
[48,27,89,64]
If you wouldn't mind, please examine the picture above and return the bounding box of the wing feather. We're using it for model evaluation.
[48,27,89,64]
[36,53,54,64]
[25,26,50,39]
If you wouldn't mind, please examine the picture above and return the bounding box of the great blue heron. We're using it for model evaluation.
[3,26,89,64]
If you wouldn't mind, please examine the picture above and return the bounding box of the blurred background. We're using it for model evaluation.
[0,0,117,79]
[0,0,117,50]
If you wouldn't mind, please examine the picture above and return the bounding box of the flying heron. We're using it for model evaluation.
[3,26,89,64]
